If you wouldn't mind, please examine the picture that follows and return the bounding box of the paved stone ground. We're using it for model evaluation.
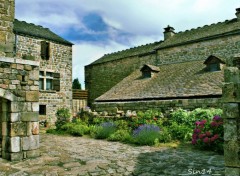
[0,133,225,176]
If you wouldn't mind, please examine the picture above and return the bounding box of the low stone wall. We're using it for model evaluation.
[93,97,222,113]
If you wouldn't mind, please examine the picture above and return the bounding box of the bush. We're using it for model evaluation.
[93,122,117,139]
[192,115,223,153]
[108,129,132,142]
[158,127,172,143]
[169,122,192,141]
[133,124,161,146]
[55,107,71,130]
[61,122,89,136]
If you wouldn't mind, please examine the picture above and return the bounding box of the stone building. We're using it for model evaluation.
[0,0,72,160]
[14,19,73,122]
[85,8,240,112]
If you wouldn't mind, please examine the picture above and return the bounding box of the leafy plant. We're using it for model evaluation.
[55,107,71,130]
[61,122,89,136]
[93,122,117,139]
[169,122,192,141]
[108,129,132,142]
[133,124,161,146]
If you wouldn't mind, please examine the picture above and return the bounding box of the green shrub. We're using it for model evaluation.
[189,108,223,123]
[60,122,89,136]
[93,122,117,139]
[158,127,172,143]
[169,122,192,141]
[107,129,132,142]
[55,107,71,130]
[133,124,161,146]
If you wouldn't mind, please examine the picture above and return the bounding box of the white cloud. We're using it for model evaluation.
[15,0,240,89]
[72,41,129,89]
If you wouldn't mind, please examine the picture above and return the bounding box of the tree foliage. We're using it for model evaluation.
[72,78,81,89]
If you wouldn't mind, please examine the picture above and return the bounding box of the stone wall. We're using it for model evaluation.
[93,97,222,113]
[85,54,156,106]
[86,34,240,106]
[16,34,72,121]
[0,57,40,161]
[0,0,15,57]
[222,55,240,175]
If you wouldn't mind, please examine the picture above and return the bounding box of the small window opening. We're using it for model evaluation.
[209,63,220,72]
[39,105,46,115]
[22,76,25,82]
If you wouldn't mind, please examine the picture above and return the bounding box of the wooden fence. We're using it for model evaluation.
[72,89,88,116]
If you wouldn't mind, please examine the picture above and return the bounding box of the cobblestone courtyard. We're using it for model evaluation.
[0,132,225,176]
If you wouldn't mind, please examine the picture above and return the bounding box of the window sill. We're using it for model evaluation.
[39,90,56,93]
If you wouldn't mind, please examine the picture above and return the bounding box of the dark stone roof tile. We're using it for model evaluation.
[13,19,73,46]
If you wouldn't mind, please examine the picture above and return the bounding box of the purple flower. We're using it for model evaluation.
[133,124,160,137]
[213,115,221,121]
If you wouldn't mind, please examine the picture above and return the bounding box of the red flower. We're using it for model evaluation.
[203,137,209,143]
[199,134,206,139]
[205,131,211,137]
[192,139,197,145]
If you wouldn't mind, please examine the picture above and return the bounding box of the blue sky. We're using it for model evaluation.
[15,0,240,89]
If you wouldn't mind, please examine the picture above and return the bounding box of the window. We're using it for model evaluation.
[39,71,60,91]
[140,64,160,78]
[204,55,225,72]
[208,63,220,72]
[39,105,46,115]
[41,41,50,60]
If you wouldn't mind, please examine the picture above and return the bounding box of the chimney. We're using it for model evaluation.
[236,8,240,20]
[164,25,175,40]
[0,0,15,57]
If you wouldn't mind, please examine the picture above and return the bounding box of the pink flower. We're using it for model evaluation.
[194,129,201,133]
[192,134,198,139]
[213,134,219,139]
[199,134,206,139]
[210,121,217,127]
[205,131,211,137]
[203,137,209,143]
[210,137,215,142]
[192,139,197,145]
[195,121,201,126]
[201,120,207,124]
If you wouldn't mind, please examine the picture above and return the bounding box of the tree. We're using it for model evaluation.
[72,78,81,90]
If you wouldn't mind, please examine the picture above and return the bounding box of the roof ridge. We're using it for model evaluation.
[103,40,163,56]
[177,18,236,34]
[14,19,50,30]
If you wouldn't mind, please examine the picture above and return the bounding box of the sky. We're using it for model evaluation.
[15,0,240,89]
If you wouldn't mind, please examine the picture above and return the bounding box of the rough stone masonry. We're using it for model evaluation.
[0,0,40,161]
[222,55,240,175]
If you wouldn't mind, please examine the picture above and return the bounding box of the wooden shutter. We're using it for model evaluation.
[41,41,47,59]
[53,73,60,91]
[41,41,50,60]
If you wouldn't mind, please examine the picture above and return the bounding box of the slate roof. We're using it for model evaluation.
[141,64,160,72]
[90,41,161,65]
[13,19,73,46]
[89,17,240,65]
[95,60,223,101]
[156,18,240,49]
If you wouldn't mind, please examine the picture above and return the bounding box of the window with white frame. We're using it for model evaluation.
[39,71,53,90]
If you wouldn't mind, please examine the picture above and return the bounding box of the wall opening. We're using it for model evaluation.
[0,97,10,158]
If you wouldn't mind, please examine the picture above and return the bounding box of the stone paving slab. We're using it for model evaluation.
[0,133,225,176]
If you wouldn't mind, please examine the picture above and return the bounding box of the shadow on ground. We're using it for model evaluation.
[132,144,225,176]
